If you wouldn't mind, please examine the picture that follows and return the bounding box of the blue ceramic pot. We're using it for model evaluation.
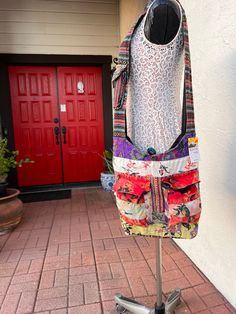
[100,172,115,192]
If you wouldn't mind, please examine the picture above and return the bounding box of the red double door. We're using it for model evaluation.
[9,66,105,187]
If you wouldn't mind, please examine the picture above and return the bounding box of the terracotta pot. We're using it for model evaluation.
[0,189,23,235]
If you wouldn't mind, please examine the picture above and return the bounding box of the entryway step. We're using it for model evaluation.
[18,181,101,203]
[19,188,71,203]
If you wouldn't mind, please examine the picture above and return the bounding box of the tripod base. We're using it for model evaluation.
[114,288,181,314]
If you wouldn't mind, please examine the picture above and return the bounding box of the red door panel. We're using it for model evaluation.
[57,67,105,183]
[9,66,62,186]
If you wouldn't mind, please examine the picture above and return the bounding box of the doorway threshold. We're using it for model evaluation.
[19,181,101,203]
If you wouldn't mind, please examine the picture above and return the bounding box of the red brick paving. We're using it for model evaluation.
[0,188,235,314]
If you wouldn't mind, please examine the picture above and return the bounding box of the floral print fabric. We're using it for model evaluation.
[113,154,202,239]
[113,155,198,178]
[113,133,196,162]
[162,169,201,227]
[113,173,151,204]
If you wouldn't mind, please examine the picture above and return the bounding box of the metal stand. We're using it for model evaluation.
[114,238,181,314]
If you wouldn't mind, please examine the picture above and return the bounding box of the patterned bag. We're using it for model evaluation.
[112,2,202,239]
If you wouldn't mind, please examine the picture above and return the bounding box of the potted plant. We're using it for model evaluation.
[0,138,33,235]
[0,138,33,196]
[100,150,115,192]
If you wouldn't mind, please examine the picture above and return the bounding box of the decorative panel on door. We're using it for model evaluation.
[9,66,62,186]
[57,67,105,183]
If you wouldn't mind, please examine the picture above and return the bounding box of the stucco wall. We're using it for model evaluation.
[175,0,236,308]
[119,0,146,40]
[0,0,119,55]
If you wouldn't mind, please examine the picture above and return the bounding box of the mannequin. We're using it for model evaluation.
[145,0,181,44]
[115,1,186,312]
[144,0,187,153]
[126,0,184,155]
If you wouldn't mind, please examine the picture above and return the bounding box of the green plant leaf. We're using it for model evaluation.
[102,149,114,174]
[0,138,34,178]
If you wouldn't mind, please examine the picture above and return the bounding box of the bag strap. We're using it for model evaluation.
[182,10,195,133]
[113,14,144,138]
[113,3,195,137]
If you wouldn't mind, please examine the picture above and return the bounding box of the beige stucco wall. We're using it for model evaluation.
[175,0,236,308]
[119,0,146,41]
[0,0,119,55]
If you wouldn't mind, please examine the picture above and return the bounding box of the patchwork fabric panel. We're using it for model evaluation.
[162,169,201,227]
[113,155,198,178]
[113,173,153,227]
[113,165,201,239]
[113,173,151,204]
[120,217,199,239]
[116,197,153,223]
[113,133,196,162]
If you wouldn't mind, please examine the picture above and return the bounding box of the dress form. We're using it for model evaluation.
[126,0,184,154]
[144,0,181,44]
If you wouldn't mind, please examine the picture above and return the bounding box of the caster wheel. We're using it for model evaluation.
[116,304,127,313]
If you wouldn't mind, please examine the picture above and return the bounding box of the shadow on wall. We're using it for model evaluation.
[225,52,236,196]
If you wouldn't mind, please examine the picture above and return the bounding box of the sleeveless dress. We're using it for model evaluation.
[112,1,202,239]
[126,5,184,154]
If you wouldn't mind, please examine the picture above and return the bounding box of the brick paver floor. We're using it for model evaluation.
[0,188,235,314]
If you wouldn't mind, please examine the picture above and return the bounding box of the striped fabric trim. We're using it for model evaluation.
[113,132,126,137]
[113,108,126,135]
[117,26,136,64]
[113,3,196,134]
[182,12,195,133]
[157,178,165,213]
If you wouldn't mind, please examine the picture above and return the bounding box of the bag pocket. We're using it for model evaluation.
[112,64,128,109]
[113,173,153,226]
[161,169,201,226]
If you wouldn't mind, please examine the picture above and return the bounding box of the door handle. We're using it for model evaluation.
[62,126,67,144]
[53,117,59,124]
[54,127,60,145]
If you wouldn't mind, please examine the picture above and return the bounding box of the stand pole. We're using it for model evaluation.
[114,238,181,314]
[156,237,163,307]
[155,238,165,313]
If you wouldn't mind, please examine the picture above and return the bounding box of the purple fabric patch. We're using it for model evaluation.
[113,133,196,161]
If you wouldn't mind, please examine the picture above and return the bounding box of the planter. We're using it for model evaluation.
[100,172,115,192]
[0,189,23,235]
